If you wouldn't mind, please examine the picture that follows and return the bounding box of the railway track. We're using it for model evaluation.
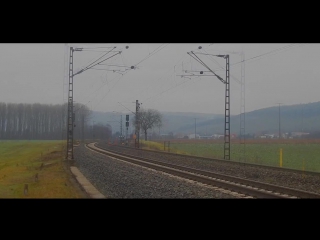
[97,141,320,177]
[86,142,320,199]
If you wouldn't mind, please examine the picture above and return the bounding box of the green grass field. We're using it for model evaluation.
[145,139,320,172]
[0,140,86,198]
[2,139,319,198]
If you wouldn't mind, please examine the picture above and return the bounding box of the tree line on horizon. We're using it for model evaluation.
[0,102,113,140]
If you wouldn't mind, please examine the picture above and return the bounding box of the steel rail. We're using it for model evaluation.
[98,142,320,177]
[86,143,320,199]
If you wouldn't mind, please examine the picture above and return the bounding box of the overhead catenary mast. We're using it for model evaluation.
[66,47,75,160]
[65,45,125,160]
[181,48,230,160]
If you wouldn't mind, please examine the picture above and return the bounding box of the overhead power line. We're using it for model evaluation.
[231,44,301,66]
[187,51,225,83]
[73,48,121,76]
[132,44,168,68]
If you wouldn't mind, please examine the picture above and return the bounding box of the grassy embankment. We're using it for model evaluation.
[0,140,87,198]
[140,140,189,155]
[142,139,320,172]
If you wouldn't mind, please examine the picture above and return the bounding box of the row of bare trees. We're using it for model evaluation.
[0,102,65,139]
[0,102,112,140]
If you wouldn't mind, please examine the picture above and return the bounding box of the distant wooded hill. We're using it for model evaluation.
[93,101,320,136]
[1,101,318,140]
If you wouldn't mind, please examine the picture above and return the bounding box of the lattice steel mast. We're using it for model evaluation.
[224,55,230,160]
[184,51,231,160]
[66,47,74,160]
[65,46,122,160]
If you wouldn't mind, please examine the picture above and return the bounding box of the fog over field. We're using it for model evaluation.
[0,43,318,115]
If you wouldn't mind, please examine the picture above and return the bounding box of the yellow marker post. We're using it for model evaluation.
[279,148,282,167]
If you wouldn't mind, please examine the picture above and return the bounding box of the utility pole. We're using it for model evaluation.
[120,114,123,141]
[92,120,95,140]
[194,118,197,139]
[276,103,282,139]
[81,115,84,143]
[135,100,141,148]
[239,52,246,161]
[113,111,123,143]
[126,114,129,145]
[301,104,304,132]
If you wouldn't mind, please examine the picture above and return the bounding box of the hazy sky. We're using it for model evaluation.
[0,43,319,115]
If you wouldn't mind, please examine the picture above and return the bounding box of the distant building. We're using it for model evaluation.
[199,135,213,139]
[213,134,224,139]
[258,133,276,139]
[175,133,185,139]
[188,133,200,139]
[291,132,309,138]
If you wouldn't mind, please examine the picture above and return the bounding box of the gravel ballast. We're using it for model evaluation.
[95,142,320,195]
[73,144,240,198]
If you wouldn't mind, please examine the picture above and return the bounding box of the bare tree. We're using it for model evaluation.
[0,101,114,141]
[73,103,91,141]
[133,108,162,141]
